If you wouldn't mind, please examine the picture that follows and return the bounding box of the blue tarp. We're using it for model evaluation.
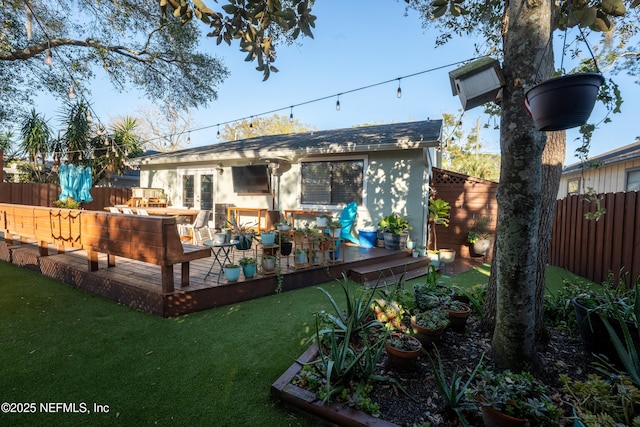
[59,164,93,203]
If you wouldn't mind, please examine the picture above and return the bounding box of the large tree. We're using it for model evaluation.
[219,113,315,141]
[0,0,315,128]
[408,0,638,369]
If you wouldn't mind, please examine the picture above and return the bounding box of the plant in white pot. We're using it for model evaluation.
[467,215,493,257]
[428,198,454,265]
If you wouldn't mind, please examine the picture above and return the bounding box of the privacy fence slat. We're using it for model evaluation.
[550,191,640,285]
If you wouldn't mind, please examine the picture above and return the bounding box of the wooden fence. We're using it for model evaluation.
[0,183,131,211]
[432,168,498,259]
[549,191,640,285]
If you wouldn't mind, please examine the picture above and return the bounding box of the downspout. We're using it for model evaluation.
[422,147,433,249]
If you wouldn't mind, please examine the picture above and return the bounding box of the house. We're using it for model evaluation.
[558,140,640,199]
[131,120,443,247]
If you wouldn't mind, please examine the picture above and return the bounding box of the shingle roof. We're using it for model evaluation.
[563,140,640,174]
[133,120,442,166]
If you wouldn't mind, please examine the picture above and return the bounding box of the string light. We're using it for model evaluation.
[249,116,253,128]
[187,132,191,144]
[216,125,220,139]
[289,106,293,123]
[86,110,92,123]
[335,95,341,111]
[44,49,52,66]
[397,78,402,98]
[68,87,76,99]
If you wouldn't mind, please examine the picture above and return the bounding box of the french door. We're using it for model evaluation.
[179,169,215,211]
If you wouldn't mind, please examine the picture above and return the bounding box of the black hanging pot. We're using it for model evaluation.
[525,72,604,131]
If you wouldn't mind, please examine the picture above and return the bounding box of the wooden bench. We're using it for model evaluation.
[0,203,211,293]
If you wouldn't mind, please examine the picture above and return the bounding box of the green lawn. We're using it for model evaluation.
[0,260,592,426]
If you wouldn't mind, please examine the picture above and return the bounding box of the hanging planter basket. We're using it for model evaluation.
[525,72,604,131]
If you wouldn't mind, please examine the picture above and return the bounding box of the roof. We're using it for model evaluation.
[563,140,640,174]
[132,120,442,167]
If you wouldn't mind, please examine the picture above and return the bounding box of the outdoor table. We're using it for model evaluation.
[283,209,330,226]
[203,240,238,282]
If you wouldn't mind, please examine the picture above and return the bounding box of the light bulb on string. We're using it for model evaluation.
[44,49,53,66]
[335,95,341,111]
[68,86,76,99]
[249,117,253,128]
[216,125,221,139]
[187,132,191,144]
[397,78,402,98]
[86,111,92,123]
[289,106,293,123]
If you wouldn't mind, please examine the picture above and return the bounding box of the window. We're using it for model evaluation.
[626,168,640,192]
[567,178,580,195]
[301,159,364,206]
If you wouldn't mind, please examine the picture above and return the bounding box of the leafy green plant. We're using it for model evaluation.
[412,309,450,331]
[239,257,256,266]
[427,346,484,427]
[377,213,411,234]
[386,333,421,352]
[469,368,562,426]
[54,197,81,209]
[428,198,450,251]
[560,373,640,426]
[466,215,492,243]
[597,282,640,387]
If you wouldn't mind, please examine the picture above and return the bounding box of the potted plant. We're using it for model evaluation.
[260,230,276,246]
[445,300,472,333]
[279,232,293,256]
[525,72,605,131]
[276,220,291,231]
[384,332,423,369]
[470,367,562,426]
[467,215,493,256]
[328,219,342,238]
[572,275,639,367]
[411,309,450,346]
[560,373,640,427]
[239,257,257,279]
[262,255,276,272]
[295,248,308,266]
[223,263,241,282]
[378,213,411,250]
[429,197,455,265]
[315,213,330,227]
[227,218,256,250]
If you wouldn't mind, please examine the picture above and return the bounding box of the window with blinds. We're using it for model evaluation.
[301,160,364,205]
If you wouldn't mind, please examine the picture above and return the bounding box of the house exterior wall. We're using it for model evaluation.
[139,147,432,243]
[558,158,640,199]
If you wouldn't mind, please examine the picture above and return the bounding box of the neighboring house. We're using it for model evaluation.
[131,120,443,246]
[558,140,640,199]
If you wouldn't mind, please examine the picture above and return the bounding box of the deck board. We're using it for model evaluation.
[1,238,482,317]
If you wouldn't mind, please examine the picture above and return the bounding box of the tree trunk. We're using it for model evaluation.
[535,131,566,342]
[490,0,554,370]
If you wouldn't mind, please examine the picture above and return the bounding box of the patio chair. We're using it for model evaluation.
[183,210,211,244]
[108,207,120,213]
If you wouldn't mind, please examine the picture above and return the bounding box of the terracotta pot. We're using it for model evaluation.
[447,304,472,333]
[410,321,446,346]
[384,333,422,368]
[480,404,527,427]
[525,72,604,131]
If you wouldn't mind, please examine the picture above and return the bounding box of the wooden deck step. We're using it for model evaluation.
[348,255,431,285]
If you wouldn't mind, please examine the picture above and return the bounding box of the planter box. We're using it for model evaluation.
[271,343,399,427]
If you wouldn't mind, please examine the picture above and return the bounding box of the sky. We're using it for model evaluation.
[34,0,640,166]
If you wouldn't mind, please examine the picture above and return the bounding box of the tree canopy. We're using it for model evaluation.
[0,0,316,130]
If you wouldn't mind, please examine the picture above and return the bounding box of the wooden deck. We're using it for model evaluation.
[2,237,469,317]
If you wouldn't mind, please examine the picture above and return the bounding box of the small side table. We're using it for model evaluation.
[203,240,237,282]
